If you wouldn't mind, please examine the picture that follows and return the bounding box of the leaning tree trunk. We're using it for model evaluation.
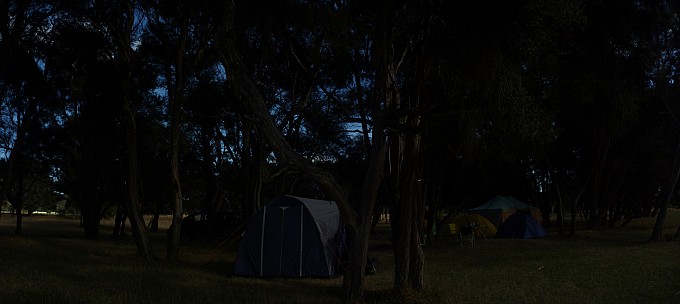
[219,30,359,231]
[220,20,368,303]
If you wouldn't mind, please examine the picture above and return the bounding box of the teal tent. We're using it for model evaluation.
[468,196,541,227]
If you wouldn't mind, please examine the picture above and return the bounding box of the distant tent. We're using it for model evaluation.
[233,196,344,277]
[496,212,548,239]
[451,214,497,237]
[468,196,541,227]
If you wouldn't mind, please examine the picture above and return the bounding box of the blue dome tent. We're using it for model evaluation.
[234,196,345,277]
[496,212,548,239]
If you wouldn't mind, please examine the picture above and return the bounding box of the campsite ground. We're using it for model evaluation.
[1,211,679,304]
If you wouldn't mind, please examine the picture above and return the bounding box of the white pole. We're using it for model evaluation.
[299,206,303,276]
[260,206,267,276]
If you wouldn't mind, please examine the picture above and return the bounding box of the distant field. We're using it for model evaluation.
[0,211,679,304]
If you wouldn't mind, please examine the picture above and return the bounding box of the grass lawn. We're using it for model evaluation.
[1,211,679,304]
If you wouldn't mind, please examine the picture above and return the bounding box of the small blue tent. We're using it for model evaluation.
[496,212,548,239]
[233,196,344,277]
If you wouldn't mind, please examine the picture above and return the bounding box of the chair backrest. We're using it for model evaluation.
[460,226,474,235]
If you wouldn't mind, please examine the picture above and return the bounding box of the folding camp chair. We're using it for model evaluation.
[458,225,475,247]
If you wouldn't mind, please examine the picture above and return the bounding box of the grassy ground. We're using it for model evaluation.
[1,212,679,304]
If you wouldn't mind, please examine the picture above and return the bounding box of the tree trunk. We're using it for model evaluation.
[650,137,680,241]
[82,213,100,239]
[149,211,160,233]
[242,122,263,218]
[99,0,154,262]
[80,185,102,239]
[555,180,565,236]
[112,205,126,238]
[408,201,425,290]
[0,102,36,235]
[166,19,189,262]
[166,79,185,262]
[393,209,412,292]
[13,172,24,236]
[122,99,154,261]
[391,128,425,294]
[570,161,596,236]
[343,131,388,303]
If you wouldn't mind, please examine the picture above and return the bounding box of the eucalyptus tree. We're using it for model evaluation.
[61,1,152,256]
[34,3,135,240]
[141,0,224,260]
[0,0,61,234]
[643,0,680,241]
